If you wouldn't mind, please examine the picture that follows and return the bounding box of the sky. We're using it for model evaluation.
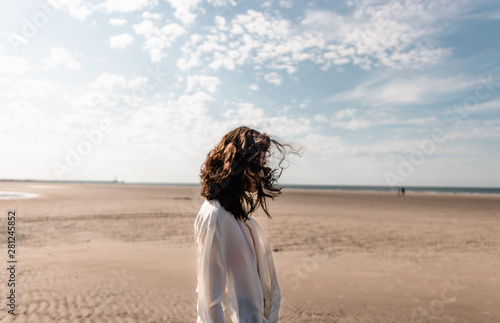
[1,0,499,187]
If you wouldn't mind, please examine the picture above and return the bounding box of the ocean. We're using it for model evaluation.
[280,184,500,195]
[2,180,500,196]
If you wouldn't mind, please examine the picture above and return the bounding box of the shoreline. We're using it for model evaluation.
[1,180,500,197]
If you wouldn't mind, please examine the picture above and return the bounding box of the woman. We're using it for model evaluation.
[194,126,296,323]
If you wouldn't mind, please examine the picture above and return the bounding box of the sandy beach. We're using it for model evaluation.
[0,182,499,322]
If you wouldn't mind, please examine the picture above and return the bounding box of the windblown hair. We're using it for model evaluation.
[200,126,298,221]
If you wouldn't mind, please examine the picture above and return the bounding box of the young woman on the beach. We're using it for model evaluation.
[194,126,296,323]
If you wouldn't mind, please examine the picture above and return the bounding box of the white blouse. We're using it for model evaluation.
[194,199,281,323]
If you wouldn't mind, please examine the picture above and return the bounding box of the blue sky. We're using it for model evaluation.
[1,0,499,187]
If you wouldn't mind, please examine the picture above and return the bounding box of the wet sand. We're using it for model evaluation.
[0,182,499,322]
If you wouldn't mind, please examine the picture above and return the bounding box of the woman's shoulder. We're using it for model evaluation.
[200,199,229,216]
[196,199,235,227]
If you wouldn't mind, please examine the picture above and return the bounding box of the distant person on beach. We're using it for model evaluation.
[401,187,405,196]
[194,126,297,323]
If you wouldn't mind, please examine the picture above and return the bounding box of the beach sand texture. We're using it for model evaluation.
[0,182,499,323]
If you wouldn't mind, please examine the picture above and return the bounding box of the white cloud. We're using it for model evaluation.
[142,11,163,20]
[300,0,462,69]
[299,132,460,160]
[279,0,293,8]
[0,55,30,75]
[177,10,309,73]
[314,107,440,131]
[185,75,221,93]
[335,108,356,120]
[208,52,236,70]
[100,0,158,13]
[91,72,127,90]
[178,1,461,76]
[133,19,186,62]
[132,20,156,35]
[380,117,438,126]
[264,72,282,86]
[0,78,58,103]
[261,1,272,8]
[445,119,500,140]
[220,101,312,138]
[109,18,127,26]
[223,102,265,120]
[299,100,310,109]
[469,99,500,113]
[330,73,476,106]
[105,90,220,165]
[313,114,328,123]
[164,0,203,25]
[207,0,237,6]
[43,48,81,70]
[249,83,259,91]
[300,133,356,157]
[127,76,149,89]
[109,33,135,49]
[48,0,94,21]
[332,118,371,130]
[215,16,227,30]
[161,23,187,40]
[0,76,111,171]
[48,0,157,21]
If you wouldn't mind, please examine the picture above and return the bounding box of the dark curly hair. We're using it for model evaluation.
[200,126,298,221]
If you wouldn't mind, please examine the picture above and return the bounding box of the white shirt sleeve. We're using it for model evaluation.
[196,210,227,323]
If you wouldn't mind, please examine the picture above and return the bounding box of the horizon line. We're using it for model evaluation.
[1,179,499,189]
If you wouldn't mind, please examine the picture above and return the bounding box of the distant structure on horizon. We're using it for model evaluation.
[113,175,125,184]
